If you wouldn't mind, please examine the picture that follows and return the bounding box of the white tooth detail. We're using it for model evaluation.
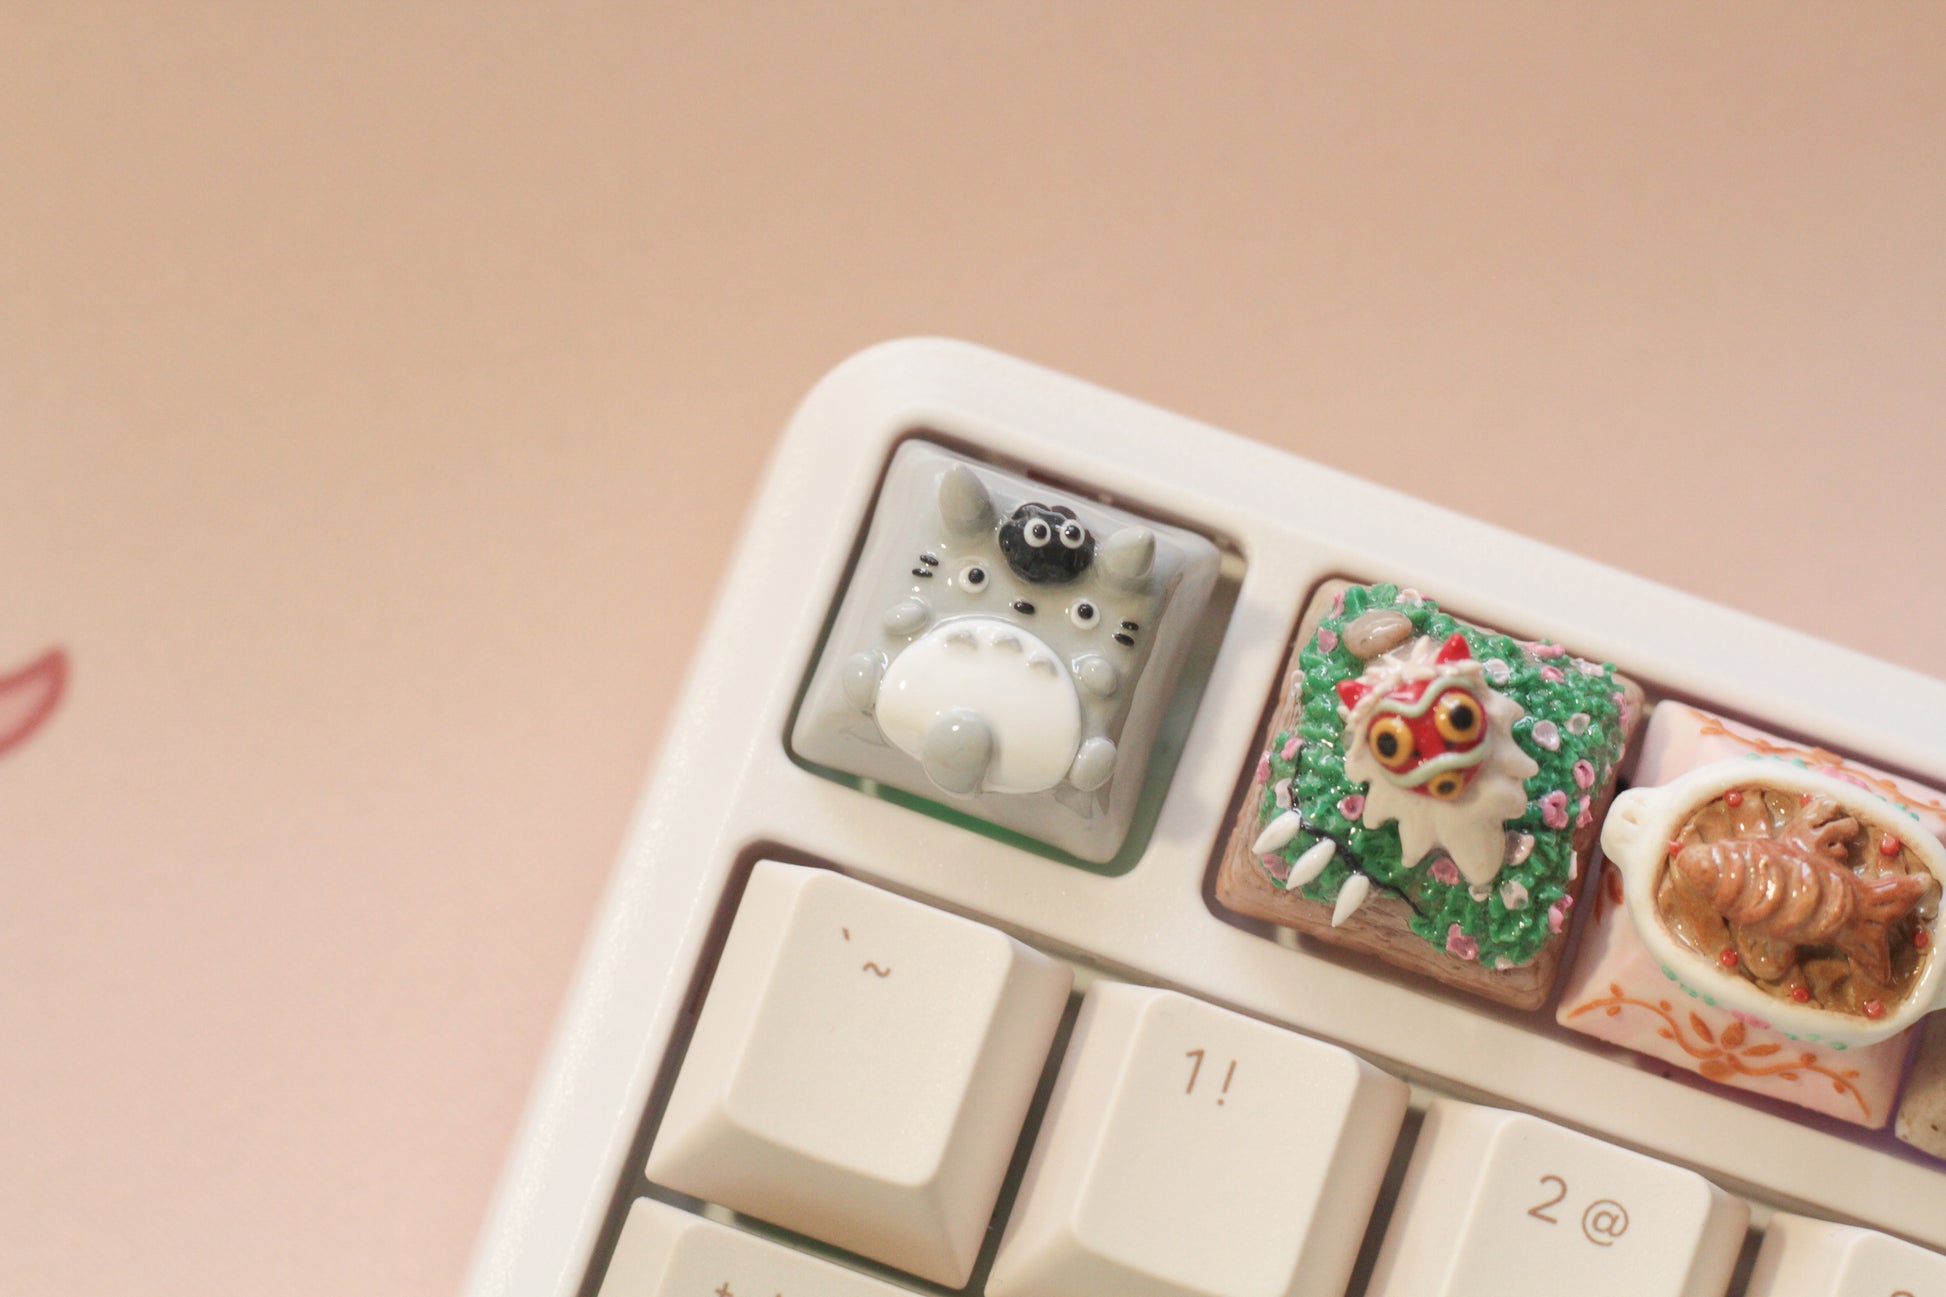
[1331,873,1373,927]
[1287,839,1337,888]
[1252,811,1306,855]
[1026,654,1057,676]
[943,628,976,648]
[994,633,1023,652]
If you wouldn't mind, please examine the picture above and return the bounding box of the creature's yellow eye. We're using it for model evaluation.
[1370,715,1415,770]
[1426,772,1466,800]
[1434,691,1484,745]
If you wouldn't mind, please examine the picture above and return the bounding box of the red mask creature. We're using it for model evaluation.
[1337,633,1490,801]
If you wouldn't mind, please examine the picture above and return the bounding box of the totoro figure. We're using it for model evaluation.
[791,443,1220,861]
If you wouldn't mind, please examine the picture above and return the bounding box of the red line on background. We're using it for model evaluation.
[0,647,68,759]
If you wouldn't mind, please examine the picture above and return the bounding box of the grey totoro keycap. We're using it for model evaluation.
[791,441,1221,861]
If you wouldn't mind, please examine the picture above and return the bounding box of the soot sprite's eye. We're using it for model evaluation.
[1427,772,1467,800]
[1434,691,1484,744]
[958,562,989,592]
[1069,600,1099,629]
[1059,520,1086,549]
[1369,715,1415,771]
[1024,518,1053,547]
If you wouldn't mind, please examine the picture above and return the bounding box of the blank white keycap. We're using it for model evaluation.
[1747,1212,1946,1296]
[1365,1099,1747,1297]
[645,860,1071,1287]
[987,983,1410,1297]
[597,1198,912,1297]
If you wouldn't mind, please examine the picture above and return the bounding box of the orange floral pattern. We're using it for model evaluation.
[1564,982,1870,1120]
[1592,862,1625,922]
[1689,706,1946,818]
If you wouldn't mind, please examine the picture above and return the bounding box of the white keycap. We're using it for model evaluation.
[987,983,1410,1297]
[1365,1099,1748,1297]
[597,1198,912,1297]
[1746,1212,1946,1296]
[645,860,1071,1287]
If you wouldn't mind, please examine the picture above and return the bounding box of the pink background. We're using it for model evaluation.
[4,7,1944,1294]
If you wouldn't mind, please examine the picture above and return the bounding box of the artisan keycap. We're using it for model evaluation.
[644,861,1071,1287]
[1364,1099,1748,1297]
[1746,1213,1946,1296]
[596,1198,913,1297]
[790,441,1221,861]
[987,983,1409,1297]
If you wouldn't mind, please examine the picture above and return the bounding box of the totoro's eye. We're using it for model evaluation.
[1059,520,1086,549]
[1434,690,1484,745]
[1069,600,1100,629]
[958,562,989,592]
[1369,715,1416,771]
[1024,518,1053,547]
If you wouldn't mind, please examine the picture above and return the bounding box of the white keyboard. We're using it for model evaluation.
[464,340,1946,1297]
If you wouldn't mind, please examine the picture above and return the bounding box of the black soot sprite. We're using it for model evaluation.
[998,503,1093,584]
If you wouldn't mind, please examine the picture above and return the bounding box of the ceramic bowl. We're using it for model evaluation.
[1602,760,1946,1047]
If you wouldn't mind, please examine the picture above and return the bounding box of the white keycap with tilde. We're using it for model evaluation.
[987,983,1409,1297]
[1746,1212,1946,1296]
[1364,1098,1748,1297]
[596,1198,913,1297]
[644,861,1071,1287]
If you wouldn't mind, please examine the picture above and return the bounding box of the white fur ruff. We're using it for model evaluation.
[1341,638,1541,887]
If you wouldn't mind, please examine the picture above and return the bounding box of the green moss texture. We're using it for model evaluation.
[1254,583,1629,968]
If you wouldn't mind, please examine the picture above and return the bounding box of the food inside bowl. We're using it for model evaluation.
[1656,786,1941,1019]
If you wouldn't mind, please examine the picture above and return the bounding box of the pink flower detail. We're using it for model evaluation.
[1445,925,1479,960]
[1330,588,1346,616]
[1548,894,1574,934]
[1318,627,1340,653]
[1575,794,1593,828]
[1540,664,1566,684]
[1282,735,1302,760]
[1573,759,1595,790]
[1528,641,1566,659]
[1430,856,1460,885]
[1260,853,1290,882]
[1339,793,1365,820]
[1730,1009,1773,1031]
[1540,789,1570,829]
[1531,720,1561,751]
[1256,752,1271,783]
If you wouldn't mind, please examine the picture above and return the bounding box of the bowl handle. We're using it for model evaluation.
[1600,787,1654,876]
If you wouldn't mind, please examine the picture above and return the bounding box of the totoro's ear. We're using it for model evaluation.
[1098,527,1155,591]
[938,464,994,537]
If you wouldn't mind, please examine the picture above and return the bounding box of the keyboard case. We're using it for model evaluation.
[464,339,1946,1297]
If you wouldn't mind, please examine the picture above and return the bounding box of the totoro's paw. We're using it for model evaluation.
[1068,736,1117,792]
[922,709,994,796]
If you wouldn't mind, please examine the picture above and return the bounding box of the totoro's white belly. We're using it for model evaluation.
[876,617,1082,794]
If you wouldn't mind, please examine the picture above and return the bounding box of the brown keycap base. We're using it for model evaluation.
[1215,580,1644,1012]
